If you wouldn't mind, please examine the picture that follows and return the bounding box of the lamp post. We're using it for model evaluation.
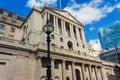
[42,20,54,80]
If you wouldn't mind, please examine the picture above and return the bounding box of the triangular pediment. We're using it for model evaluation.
[52,9,80,24]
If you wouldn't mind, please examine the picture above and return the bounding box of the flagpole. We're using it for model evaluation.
[60,0,62,9]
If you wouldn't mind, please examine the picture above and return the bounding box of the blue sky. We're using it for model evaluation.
[0,0,120,50]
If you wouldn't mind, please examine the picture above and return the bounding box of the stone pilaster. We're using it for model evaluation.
[76,27,80,41]
[62,60,66,80]
[72,62,76,80]
[95,66,99,80]
[70,24,74,39]
[51,58,55,80]
[100,67,106,80]
[81,63,86,80]
[88,65,93,80]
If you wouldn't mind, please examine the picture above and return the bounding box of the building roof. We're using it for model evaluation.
[0,8,25,21]
[21,5,84,27]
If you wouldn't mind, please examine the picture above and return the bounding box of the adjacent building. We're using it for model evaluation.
[98,21,120,49]
[0,8,25,41]
[0,5,120,80]
[99,47,120,63]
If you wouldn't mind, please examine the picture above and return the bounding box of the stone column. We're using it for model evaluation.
[53,16,56,31]
[79,28,83,41]
[47,13,50,20]
[62,20,66,35]
[100,67,106,80]
[51,58,55,80]
[70,24,74,39]
[62,60,66,80]
[55,17,59,32]
[35,57,42,80]
[44,12,47,25]
[76,27,80,41]
[95,66,99,80]
[72,62,76,80]
[81,63,86,80]
[81,29,86,42]
[88,65,93,80]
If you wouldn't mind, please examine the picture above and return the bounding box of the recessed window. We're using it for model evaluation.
[8,35,14,42]
[61,46,64,48]
[66,77,70,80]
[83,45,85,48]
[12,14,17,19]
[66,63,69,70]
[10,27,15,32]
[51,35,55,39]
[54,62,59,69]
[51,43,56,46]
[77,43,79,47]
[41,58,47,68]
[60,37,63,42]
[0,24,5,30]
[3,10,9,16]
[0,33,3,40]
[1,16,7,21]
[11,20,17,23]
[8,35,14,39]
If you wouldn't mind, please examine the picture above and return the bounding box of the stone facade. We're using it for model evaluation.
[0,5,120,80]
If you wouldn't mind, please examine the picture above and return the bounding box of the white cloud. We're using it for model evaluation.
[116,3,120,8]
[26,0,57,8]
[89,27,94,31]
[64,0,120,25]
[89,39,102,50]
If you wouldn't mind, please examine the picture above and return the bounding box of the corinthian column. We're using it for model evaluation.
[95,66,99,80]
[72,62,76,80]
[51,58,55,80]
[88,65,93,80]
[81,63,86,80]
[62,60,66,80]
[100,67,107,80]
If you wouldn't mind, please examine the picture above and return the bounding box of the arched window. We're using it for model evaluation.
[77,43,79,47]
[67,41,73,50]
[51,35,55,39]
[41,76,46,80]
[60,37,63,42]
[75,69,81,80]
[54,76,59,80]
[66,77,70,80]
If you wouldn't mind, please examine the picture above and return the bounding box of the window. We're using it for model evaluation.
[66,77,70,80]
[1,16,7,21]
[83,45,85,48]
[41,58,47,68]
[0,33,3,40]
[3,10,9,16]
[54,62,59,69]
[12,14,17,19]
[11,20,17,23]
[60,37,63,42]
[51,35,55,39]
[0,24,5,30]
[8,35,14,42]
[66,63,69,70]
[10,27,15,32]
[61,46,64,48]
[77,43,79,47]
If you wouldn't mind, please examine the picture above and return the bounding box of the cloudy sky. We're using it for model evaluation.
[0,0,120,50]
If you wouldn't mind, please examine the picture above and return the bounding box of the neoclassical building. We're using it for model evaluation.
[0,5,120,80]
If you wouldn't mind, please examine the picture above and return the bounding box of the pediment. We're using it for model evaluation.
[49,9,81,25]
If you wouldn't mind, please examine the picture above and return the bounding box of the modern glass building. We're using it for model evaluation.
[98,21,120,49]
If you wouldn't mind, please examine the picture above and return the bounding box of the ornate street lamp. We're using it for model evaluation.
[42,20,54,80]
